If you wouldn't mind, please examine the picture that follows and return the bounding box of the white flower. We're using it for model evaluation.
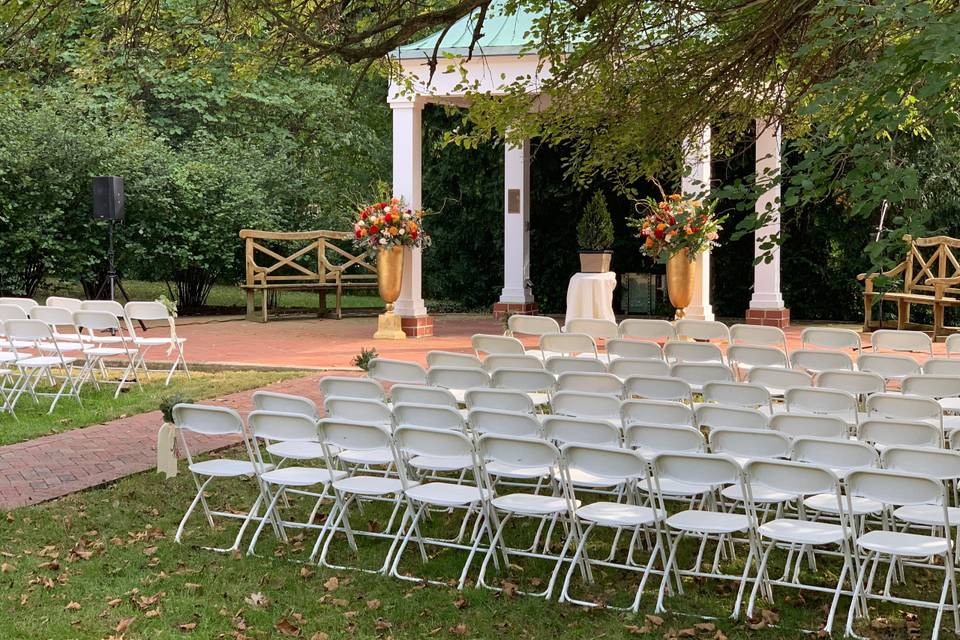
[398,229,405,235]
[379,238,387,244]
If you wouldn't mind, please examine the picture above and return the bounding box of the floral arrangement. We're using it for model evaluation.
[629,194,724,261]
[353,198,430,255]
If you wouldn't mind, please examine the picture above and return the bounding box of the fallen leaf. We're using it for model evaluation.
[107,598,122,607]
[761,609,780,625]
[375,618,392,631]
[449,623,469,635]
[299,566,314,579]
[310,634,330,640]
[115,617,136,633]
[366,599,381,610]
[244,592,269,608]
[275,617,301,637]
[714,631,728,640]
[453,596,469,610]
[143,546,158,556]
[625,624,651,634]
[65,601,81,611]
[0,562,15,573]
[647,614,664,627]
[695,623,716,633]
[500,580,518,597]
[145,608,161,618]
[678,629,696,638]
[178,621,197,631]
[323,576,339,592]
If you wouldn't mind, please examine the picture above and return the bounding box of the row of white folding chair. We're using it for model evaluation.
[0,318,84,416]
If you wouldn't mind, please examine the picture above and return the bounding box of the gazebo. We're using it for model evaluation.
[387,1,788,337]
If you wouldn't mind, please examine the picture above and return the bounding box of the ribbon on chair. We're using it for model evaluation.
[166,317,178,356]
[156,422,178,478]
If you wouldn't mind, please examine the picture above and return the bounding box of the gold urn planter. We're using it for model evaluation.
[666,248,696,319]
[373,245,407,340]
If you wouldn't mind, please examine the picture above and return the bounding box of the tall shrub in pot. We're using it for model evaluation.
[576,192,615,272]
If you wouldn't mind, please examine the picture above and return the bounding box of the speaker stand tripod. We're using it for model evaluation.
[95,220,145,330]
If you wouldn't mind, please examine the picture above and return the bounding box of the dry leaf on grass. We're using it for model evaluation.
[310,634,330,640]
[453,596,469,610]
[0,562,15,573]
[65,601,81,611]
[374,618,392,631]
[299,566,315,579]
[143,546,158,556]
[449,623,470,635]
[244,592,269,608]
[275,618,301,637]
[178,621,197,631]
[323,576,339,592]
[366,599,381,610]
[115,617,136,633]
[646,614,664,627]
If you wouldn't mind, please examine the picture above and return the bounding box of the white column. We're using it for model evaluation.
[749,118,785,310]
[390,99,428,318]
[499,139,534,304]
[681,126,714,321]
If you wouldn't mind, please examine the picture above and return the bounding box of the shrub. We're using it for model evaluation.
[576,192,615,251]
[159,393,195,423]
[352,347,379,371]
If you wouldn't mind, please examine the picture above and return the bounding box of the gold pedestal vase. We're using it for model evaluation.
[666,248,696,320]
[374,245,407,340]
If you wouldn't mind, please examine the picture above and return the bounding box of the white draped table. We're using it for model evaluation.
[564,271,617,326]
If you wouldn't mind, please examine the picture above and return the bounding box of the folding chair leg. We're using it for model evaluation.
[247,486,288,556]
[176,476,216,543]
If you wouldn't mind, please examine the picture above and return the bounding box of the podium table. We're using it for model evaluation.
[565,271,617,327]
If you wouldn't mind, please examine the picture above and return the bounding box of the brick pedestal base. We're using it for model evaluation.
[400,315,434,338]
[493,301,539,321]
[746,307,791,328]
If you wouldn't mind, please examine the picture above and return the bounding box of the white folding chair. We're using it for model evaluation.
[882,446,960,531]
[608,357,670,380]
[490,368,557,405]
[5,319,81,413]
[464,388,536,416]
[770,413,849,440]
[472,334,526,358]
[844,469,959,640]
[244,410,346,556]
[607,338,663,361]
[857,353,922,386]
[790,348,855,374]
[391,384,458,409]
[867,392,945,442]
[663,340,724,364]
[45,296,83,312]
[730,323,788,353]
[702,381,774,415]
[394,402,465,432]
[565,318,619,341]
[625,424,705,460]
[78,300,130,347]
[926,358,960,376]
[784,386,861,430]
[791,437,882,518]
[817,369,886,397]
[556,371,623,397]
[858,418,942,450]
[652,452,759,617]
[696,404,769,432]
[540,333,600,360]
[469,408,542,437]
[483,354,545,372]
[124,301,188,385]
[747,366,812,397]
[320,375,385,402]
[0,297,38,315]
[30,306,86,352]
[551,390,621,425]
[947,334,960,358]
[72,310,140,398]
[801,327,862,354]
[903,374,960,414]
[624,375,694,405]
[669,362,735,392]
[251,391,325,464]
[709,427,791,465]
[621,399,696,429]
[674,319,730,343]
[558,444,667,612]
[871,329,933,357]
[727,345,788,380]
[172,403,268,553]
[619,318,676,342]
[543,415,621,449]
[0,305,29,350]
[426,351,483,369]
[368,358,427,385]
[323,397,395,470]
[545,355,607,375]
[427,366,491,402]
[507,314,561,337]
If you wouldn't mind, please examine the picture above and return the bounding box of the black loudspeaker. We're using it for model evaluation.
[91,176,125,221]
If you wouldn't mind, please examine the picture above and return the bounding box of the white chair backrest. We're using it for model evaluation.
[483,354,545,372]
[4,318,53,341]
[695,404,769,431]
[770,413,848,440]
[472,334,525,357]
[507,314,561,337]
[556,371,623,397]
[540,333,599,359]
[784,387,859,424]
[663,340,724,364]
[73,310,122,334]
[490,368,557,394]
[542,415,621,446]
[608,357,670,379]
[701,381,771,410]
[901,375,960,399]
[674,319,730,343]
[464,388,535,414]
[924,358,960,376]
[846,469,944,510]
[747,366,812,393]
[857,353,921,380]
[551,390,620,420]
[867,392,942,425]
[727,345,788,369]
[709,427,791,460]
[393,402,465,431]
[80,299,126,319]
[620,399,695,428]
[323,397,393,426]
[45,296,83,312]
[625,423,705,453]
[871,329,933,355]
[0,304,28,321]
[816,369,886,396]
[172,403,244,436]
[426,351,483,369]
[30,305,77,328]
[248,410,318,442]
[251,391,319,418]
[606,338,663,361]
[653,452,742,489]
[730,323,787,351]
[800,327,862,353]
[947,334,960,357]
[320,376,385,401]
[395,425,476,464]
[858,418,941,449]
[318,419,395,454]
[790,349,854,373]
[883,446,960,480]
[468,408,542,437]
[427,366,491,390]
[0,297,38,314]
[623,375,693,404]
[619,318,677,341]
[367,358,427,385]
[565,318,619,341]
[792,436,879,471]
[669,362,735,387]
[479,434,560,472]
[562,444,648,486]
[545,356,607,375]
[391,384,458,408]
[747,459,841,498]
[124,301,169,322]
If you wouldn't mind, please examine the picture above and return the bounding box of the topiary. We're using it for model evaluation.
[160,393,195,423]
[352,346,379,371]
[576,192,615,251]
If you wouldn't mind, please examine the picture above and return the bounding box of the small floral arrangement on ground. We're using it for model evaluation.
[629,194,724,262]
[353,198,430,256]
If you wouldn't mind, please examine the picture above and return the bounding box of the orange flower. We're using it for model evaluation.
[388,226,399,236]
[644,237,654,248]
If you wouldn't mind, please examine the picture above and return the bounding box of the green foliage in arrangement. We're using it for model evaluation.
[351,347,380,371]
[576,192,615,251]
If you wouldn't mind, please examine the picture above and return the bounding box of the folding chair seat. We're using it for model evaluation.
[0,297,38,315]
[464,388,536,415]
[800,327,862,353]
[392,403,471,472]
[391,384,459,409]
[320,375,385,402]
[558,444,667,611]
[652,452,759,617]
[624,374,694,405]
[72,310,140,398]
[368,358,427,386]
[858,418,941,450]
[857,353,921,386]
[312,420,416,573]
[625,424,708,498]
[621,399,695,429]
[695,404,769,432]
[882,447,960,528]
[843,470,960,640]
[482,354,545,372]
[708,428,795,503]
[426,351,483,369]
[871,329,933,358]
[543,416,622,488]
[663,340,724,365]
[790,349,854,374]
[245,411,347,555]
[727,345,788,380]
[816,369,885,397]
[784,386,861,430]
[925,358,960,376]
[744,460,854,634]
[78,300,130,346]
[540,333,600,361]
[867,392,945,441]
[903,374,960,414]
[30,306,87,352]
[124,301,188,385]
[322,398,395,467]
[427,366,491,402]
[669,361,734,392]
[545,355,607,375]
[476,434,577,598]
[619,318,676,342]
[674,319,730,343]
[770,413,849,440]
[747,366,812,397]
[472,334,526,359]
[556,371,623,397]
[45,296,83,312]
[606,338,663,361]
[608,357,669,380]
[4,319,81,414]
[701,381,775,416]
[171,404,269,553]
[490,368,556,405]
[550,390,621,425]
[252,391,325,462]
[791,437,882,517]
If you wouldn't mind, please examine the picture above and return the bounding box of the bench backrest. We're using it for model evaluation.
[901,235,960,297]
[239,230,376,286]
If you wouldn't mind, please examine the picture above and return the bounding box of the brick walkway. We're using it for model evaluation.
[0,375,327,510]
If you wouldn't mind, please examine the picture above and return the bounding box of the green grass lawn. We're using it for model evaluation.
[0,370,306,446]
[0,452,940,640]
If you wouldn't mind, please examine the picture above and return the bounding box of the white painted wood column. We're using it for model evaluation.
[681,126,714,321]
[390,99,429,320]
[499,139,534,307]
[747,118,789,326]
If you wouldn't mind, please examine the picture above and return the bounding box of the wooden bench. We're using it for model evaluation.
[239,229,377,322]
[859,234,960,337]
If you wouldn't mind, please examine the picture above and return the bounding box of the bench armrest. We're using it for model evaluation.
[926,275,960,299]
[858,260,907,292]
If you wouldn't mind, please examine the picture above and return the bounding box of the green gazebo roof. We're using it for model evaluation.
[396,1,542,59]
